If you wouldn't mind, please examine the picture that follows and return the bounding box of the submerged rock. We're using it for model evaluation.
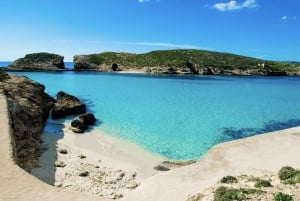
[8,52,65,71]
[51,91,86,119]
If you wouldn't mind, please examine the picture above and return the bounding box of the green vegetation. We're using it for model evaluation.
[214,186,264,201]
[254,179,273,188]
[83,49,300,73]
[278,166,300,185]
[220,176,238,184]
[274,192,293,201]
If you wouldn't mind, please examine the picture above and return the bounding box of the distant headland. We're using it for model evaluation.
[3,49,300,76]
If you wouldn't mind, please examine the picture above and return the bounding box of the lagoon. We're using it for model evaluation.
[10,71,300,160]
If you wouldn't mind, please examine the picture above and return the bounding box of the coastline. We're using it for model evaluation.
[31,125,165,199]
[1,92,300,200]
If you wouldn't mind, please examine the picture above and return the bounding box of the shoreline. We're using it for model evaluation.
[2,92,300,200]
[31,125,165,199]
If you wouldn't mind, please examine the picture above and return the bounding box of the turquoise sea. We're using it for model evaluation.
[8,71,300,160]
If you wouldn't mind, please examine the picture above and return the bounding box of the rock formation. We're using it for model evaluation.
[8,52,65,71]
[72,50,300,76]
[71,113,96,133]
[51,91,86,119]
[0,70,55,170]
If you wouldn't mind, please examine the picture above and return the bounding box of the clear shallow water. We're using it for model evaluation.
[10,72,300,160]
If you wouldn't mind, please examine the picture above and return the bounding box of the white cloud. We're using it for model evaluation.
[281,16,298,21]
[138,0,150,3]
[53,39,201,50]
[214,0,257,11]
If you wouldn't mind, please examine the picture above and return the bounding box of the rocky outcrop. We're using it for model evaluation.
[71,113,96,133]
[0,71,55,170]
[8,52,65,71]
[51,91,86,119]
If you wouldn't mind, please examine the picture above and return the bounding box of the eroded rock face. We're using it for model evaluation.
[8,52,65,71]
[51,91,86,119]
[0,73,55,170]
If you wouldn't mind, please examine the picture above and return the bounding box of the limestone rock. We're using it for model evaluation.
[51,91,86,119]
[0,74,55,170]
[8,52,65,71]
[71,113,96,133]
[54,161,66,168]
[79,171,89,177]
[79,113,96,125]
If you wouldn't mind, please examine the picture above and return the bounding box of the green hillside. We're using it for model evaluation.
[75,49,300,75]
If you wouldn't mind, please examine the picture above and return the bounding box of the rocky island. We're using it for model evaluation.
[7,52,65,71]
[73,49,300,76]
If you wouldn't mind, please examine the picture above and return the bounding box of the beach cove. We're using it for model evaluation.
[1,90,300,200]
[0,71,300,200]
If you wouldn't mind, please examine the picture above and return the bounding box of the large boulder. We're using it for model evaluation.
[8,52,65,71]
[0,74,55,170]
[51,91,86,119]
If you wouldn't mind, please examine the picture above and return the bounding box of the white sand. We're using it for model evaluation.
[31,126,164,199]
[0,94,107,201]
[2,92,300,201]
[122,127,300,201]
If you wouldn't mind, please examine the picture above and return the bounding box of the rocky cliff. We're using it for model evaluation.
[73,50,300,76]
[8,52,65,71]
[0,70,55,170]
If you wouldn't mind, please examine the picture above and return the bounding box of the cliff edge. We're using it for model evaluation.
[0,69,55,170]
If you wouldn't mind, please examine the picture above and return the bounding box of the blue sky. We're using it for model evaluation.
[0,0,299,61]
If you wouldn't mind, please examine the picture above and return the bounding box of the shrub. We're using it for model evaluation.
[278,166,300,185]
[274,192,293,201]
[254,179,273,188]
[220,176,238,184]
[214,186,263,201]
[279,166,297,180]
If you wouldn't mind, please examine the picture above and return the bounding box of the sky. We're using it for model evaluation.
[0,0,299,62]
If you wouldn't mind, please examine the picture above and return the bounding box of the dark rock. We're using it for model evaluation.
[70,113,96,133]
[71,119,88,133]
[266,71,288,76]
[154,165,170,171]
[79,171,89,177]
[0,75,55,170]
[58,148,68,154]
[51,91,86,119]
[54,161,66,168]
[8,52,65,71]
[79,113,96,125]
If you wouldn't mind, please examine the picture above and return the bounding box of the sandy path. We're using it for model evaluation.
[0,94,108,201]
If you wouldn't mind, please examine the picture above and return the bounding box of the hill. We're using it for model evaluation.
[74,49,300,76]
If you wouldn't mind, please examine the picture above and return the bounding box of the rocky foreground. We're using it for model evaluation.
[0,70,55,170]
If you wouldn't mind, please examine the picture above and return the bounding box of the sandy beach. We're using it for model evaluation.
[1,92,300,200]
[31,125,165,199]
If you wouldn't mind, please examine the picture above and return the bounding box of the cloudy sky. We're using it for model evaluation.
[0,0,299,61]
